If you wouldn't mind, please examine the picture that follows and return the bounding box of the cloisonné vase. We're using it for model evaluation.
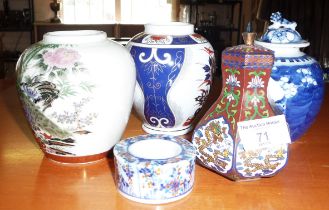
[255,12,324,141]
[126,22,215,135]
[192,32,289,181]
[16,30,136,163]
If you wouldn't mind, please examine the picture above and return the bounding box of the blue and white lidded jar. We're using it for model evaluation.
[126,22,215,135]
[255,12,324,141]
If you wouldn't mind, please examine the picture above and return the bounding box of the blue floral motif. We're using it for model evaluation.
[195,55,213,107]
[270,59,324,140]
[185,160,195,176]
[119,175,129,188]
[131,46,185,128]
[260,12,302,43]
[139,167,154,178]
[21,84,42,101]
[203,57,212,81]
[123,165,134,179]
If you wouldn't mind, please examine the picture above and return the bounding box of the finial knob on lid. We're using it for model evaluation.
[242,22,257,45]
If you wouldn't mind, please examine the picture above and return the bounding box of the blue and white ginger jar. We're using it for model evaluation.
[126,22,215,135]
[255,12,324,141]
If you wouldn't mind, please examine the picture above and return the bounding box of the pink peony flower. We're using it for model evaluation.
[43,48,81,69]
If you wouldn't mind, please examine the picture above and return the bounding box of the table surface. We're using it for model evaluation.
[1,81,329,210]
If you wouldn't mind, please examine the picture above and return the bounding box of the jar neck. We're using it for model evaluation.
[43,30,107,44]
[271,46,305,58]
[144,22,194,36]
[254,40,309,58]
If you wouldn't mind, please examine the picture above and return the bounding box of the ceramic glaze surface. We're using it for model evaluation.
[267,55,324,140]
[126,23,215,135]
[192,41,288,181]
[260,12,302,43]
[256,12,324,141]
[130,46,184,128]
[114,134,196,204]
[193,117,234,173]
[16,30,136,163]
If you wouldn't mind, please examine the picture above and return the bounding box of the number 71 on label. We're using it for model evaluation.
[237,115,291,151]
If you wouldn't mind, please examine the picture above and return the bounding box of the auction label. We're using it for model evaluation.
[237,115,291,151]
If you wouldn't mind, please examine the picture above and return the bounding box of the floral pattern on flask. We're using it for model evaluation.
[244,70,270,120]
[205,68,241,131]
[17,43,97,156]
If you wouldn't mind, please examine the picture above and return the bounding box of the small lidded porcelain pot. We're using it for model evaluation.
[255,12,324,141]
[114,134,196,204]
[126,22,215,135]
[16,30,136,163]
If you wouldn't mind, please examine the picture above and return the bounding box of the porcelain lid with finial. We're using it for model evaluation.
[256,12,309,48]
[260,12,302,43]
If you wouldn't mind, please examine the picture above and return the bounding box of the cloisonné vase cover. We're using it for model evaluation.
[255,12,324,141]
[126,22,215,135]
[192,32,289,181]
[16,30,136,163]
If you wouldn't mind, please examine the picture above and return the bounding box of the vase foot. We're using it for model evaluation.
[44,151,108,164]
[142,124,192,136]
[118,187,193,204]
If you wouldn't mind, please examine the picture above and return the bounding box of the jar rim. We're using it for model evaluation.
[254,40,310,48]
[144,22,194,36]
[43,30,107,44]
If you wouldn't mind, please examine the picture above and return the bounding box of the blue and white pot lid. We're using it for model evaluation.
[258,11,308,46]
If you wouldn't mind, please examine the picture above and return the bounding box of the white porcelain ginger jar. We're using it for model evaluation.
[16,30,136,163]
[126,22,215,135]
